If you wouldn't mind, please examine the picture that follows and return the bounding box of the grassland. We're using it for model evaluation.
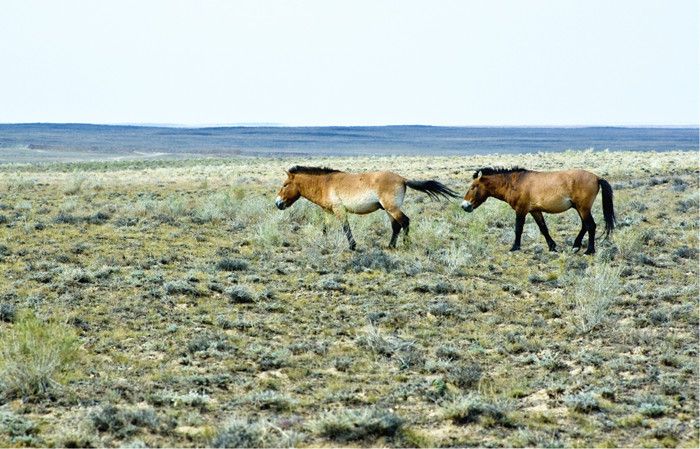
[0,150,697,447]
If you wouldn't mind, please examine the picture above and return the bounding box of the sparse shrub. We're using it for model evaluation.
[436,343,461,361]
[243,390,297,411]
[313,408,403,442]
[90,405,165,438]
[226,285,255,303]
[675,195,698,213]
[211,418,269,448]
[428,299,459,317]
[0,303,16,323]
[163,280,200,296]
[356,325,423,369]
[258,349,292,370]
[670,177,687,192]
[0,215,7,225]
[570,265,621,333]
[564,392,600,413]
[442,394,512,426]
[318,278,344,292]
[537,350,568,371]
[216,258,249,272]
[0,409,40,446]
[211,417,301,448]
[348,249,399,272]
[674,245,698,259]
[448,362,482,389]
[54,212,80,225]
[59,267,94,286]
[63,175,86,195]
[638,397,668,417]
[0,312,80,399]
[187,333,231,354]
[334,357,353,372]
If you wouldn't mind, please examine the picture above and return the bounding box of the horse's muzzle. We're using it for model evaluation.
[461,200,473,212]
[275,197,287,210]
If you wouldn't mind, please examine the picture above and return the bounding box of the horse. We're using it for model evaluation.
[275,165,458,250]
[461,167,616,254]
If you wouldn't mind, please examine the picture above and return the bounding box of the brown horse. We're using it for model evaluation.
[461,167,615,254]
[276,165,458,250]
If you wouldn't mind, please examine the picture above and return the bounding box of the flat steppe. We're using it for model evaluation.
[0,150,697,447]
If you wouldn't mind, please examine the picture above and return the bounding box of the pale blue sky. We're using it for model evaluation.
[1,0,697,126]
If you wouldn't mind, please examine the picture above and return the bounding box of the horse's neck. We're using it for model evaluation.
[298,175,329,208]
[489,176,518,203]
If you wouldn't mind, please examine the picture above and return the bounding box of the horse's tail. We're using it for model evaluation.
[598,178,616,238]
[406,179,459,200]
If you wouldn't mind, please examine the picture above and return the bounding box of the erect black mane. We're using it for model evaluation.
[288,165,342,175]
[473,166,528,179]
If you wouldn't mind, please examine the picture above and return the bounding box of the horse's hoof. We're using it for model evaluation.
[584,250,595,256]
[509,246,520,252]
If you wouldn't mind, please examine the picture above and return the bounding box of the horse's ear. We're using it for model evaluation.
[476,171,482,180]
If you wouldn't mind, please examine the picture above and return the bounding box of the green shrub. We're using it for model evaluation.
[0,312,81,399]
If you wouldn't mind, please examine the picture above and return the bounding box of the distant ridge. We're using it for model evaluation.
[0,123,697,163]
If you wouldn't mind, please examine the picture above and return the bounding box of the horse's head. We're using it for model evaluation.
[275,171,301,210]
[462,171,489,212]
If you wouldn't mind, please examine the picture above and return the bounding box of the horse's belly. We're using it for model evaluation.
[342,192,382,214]
[537,197,573,213]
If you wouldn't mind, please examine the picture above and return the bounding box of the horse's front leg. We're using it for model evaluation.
[510,213,526,251]
[332,207,356,251]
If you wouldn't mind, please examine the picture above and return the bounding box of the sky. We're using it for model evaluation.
[0,0,698,126]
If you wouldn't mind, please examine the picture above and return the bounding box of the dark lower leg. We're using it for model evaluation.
[531,212,556,251]
[401,215,410,238]
[389,219,401,248]
[573,224,587,250]
[342,221,356,250]
[584,216,596,255]
[511,214,526,251]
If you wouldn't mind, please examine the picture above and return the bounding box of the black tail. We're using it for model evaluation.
[599,178,616,238]
[406,179,459,200]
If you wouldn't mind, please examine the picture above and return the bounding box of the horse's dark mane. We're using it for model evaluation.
[473,166,529,179]
[288,165,342,175]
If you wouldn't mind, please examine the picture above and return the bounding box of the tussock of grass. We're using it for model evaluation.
[570,264,621,333]
[0,312,80,400]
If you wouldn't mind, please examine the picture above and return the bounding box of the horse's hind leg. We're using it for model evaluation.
[574,207,596,255]
[583,214,596,255]
[388,217,402,248]
[573,222,587,251]
[385,207,410,246]
[531,211,556,252]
